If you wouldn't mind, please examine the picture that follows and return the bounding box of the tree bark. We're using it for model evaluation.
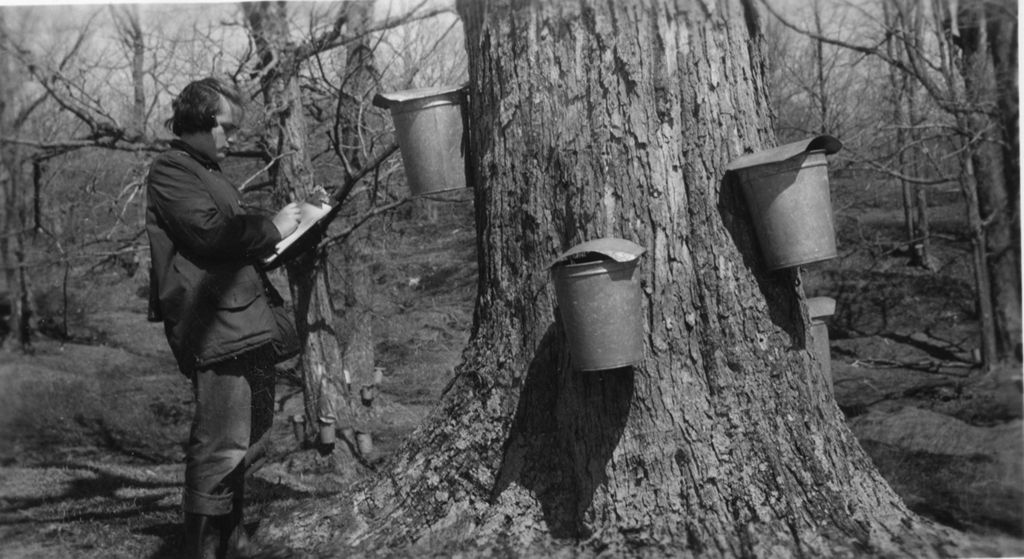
[243,2,347,439]
[264,0,978,555]
[335,0,380,433]
[112,4,146,142]
[956,0,1021,363]
[0,146,31,350]
[0,156,19,348]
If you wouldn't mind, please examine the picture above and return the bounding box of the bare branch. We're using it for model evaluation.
[842,143,957,185]
[323,195,410,249]
[239,150,295,192]
[327,142,399,207]
[294,2,451,63]
[758,0,960,113]
[0,136,170,154]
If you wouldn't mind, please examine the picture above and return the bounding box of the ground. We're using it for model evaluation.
[0,184,1021,558]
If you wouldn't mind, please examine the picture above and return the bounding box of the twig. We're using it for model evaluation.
[239,151,294,192]
[322,196,411,250]
[849,358,973,376]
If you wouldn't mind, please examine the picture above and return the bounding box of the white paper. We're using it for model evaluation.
[263,201,332,266]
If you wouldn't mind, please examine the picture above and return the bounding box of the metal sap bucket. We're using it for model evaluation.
[807,296,837,394]
[373,85,468,196]
[550,238,646,371]
[727,135,843,270]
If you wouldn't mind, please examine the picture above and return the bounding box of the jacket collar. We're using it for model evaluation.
[170,139,221,171]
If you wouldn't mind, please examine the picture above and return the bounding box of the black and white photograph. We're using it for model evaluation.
[0,0,1019,557]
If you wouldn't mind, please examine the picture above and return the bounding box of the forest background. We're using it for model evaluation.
[0,0,1020,557]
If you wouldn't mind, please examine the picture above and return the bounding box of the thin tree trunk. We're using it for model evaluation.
[129,8,146,141]
[261,1,973,555]
[0,147,31,351]
[957,0,1021,363]
[961,155,998,366]
[0,40,17,348]
[894,4,931,269]
[116,4,146,141]
[243,2,347,441]
[0,157,16,346]
[885,3,919,261]
[812,0,829,134]
[907,69,932,268]
[913,181,932,269]
[335,0,379,432]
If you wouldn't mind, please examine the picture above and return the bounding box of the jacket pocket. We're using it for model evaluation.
[162,254,201,323]
[215,278,261,310]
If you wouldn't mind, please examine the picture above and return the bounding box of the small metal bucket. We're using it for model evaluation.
[807,296,836,394]
[737,151,836,269]
[551,238,645,371]
[728,135,842,270]
[375,86,467,197]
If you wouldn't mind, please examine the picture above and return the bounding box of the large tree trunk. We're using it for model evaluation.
[263,0,979,555]
[243,3,347,441]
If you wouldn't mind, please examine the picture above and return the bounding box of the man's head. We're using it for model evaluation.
[166,77,244,161]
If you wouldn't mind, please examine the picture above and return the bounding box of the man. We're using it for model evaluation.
[146,77,300,558]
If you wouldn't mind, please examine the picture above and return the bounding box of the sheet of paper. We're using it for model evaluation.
[263,201,332,266]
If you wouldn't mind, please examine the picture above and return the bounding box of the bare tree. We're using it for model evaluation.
[762,0,1020,367]
[331,0,383,436]
[0,10,91,349]
[241,0,448,447]
[951,0,1020,363]
[884,1,933,268]
[110,4,146,142]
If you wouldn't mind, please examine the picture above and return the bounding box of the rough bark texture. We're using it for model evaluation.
[264,1,982,556]
[336,0,379,429]
[243,3,347,436]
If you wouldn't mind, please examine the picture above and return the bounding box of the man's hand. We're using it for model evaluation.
[272,202,302,238]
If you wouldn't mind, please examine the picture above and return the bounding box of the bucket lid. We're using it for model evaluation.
[726,135,842,172]
[550,237,646,268]
[807,296,836,320]
[372,84,466,109]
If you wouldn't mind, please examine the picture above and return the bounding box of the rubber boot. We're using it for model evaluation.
[220,495,294,559]
[222,481,262,552]
[182,512,219,559]
[221,498,253,558]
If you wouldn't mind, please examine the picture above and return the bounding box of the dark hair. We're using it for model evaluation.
[164,77,244,136]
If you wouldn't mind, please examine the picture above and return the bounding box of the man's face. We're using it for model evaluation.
[210,101,239,161]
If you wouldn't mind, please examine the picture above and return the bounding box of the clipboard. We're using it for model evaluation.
[262,200,334,268]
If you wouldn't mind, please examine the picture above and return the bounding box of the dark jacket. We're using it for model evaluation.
[146,140,282,374]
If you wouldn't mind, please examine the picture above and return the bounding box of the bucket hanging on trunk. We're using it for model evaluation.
[727,135,843,270]
[373,85,468,197]
[550,238,646,371]
[807,296,837,395]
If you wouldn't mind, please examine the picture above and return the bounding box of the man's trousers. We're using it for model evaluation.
[181,348,276,515]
